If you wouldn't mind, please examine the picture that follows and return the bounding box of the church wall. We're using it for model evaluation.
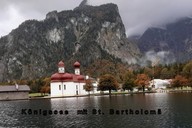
[77,82,87,95]
[51,82,63,96]
[51,81,88,97]
[64,82,77,96]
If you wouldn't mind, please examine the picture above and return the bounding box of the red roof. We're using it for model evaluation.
[74,61,80,68]
[51,73,85,82]
[58,61,64,67]
[51,73,62,81]
[61,73,73,80]
[51,60,85,83]
[77,75,84,80]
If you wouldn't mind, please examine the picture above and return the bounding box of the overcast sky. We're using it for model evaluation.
[1,0,192,37]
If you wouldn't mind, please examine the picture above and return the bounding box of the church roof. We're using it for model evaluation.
[74,61,80,68]
[58,61,65,67]
[51,60,85,83]
[51,73,85,83]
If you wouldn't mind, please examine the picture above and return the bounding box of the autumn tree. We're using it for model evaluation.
[134,74,150,92]
[182,61,192,78]
[187,78,192,87]
[98,74,119,95]
[84,79,94,95]
[122,71,135,91]
[43,77,51,87]
[40,77,51,95]
[83,59,129,83]
[171,75,188,89]
[40,85,50,96]
[40,86,47,96]
[45,86,50,94]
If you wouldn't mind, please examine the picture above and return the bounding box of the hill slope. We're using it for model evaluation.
[0,3,140,82]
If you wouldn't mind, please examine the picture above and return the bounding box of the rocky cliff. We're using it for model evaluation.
[138,17,192,64]
[0,3,140,82]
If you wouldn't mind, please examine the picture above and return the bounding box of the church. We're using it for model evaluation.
[50,61,88,97]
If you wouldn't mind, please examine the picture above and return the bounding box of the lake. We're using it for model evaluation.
[0,93,192,128]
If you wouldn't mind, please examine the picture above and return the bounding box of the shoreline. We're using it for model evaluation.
[1,90,192,101]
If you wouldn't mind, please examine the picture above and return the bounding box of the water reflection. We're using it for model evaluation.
[0,93,192,127]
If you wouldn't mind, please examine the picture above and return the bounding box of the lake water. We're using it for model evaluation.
[0,93,192,128]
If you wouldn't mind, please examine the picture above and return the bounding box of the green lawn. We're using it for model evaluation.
[29,93,49,97]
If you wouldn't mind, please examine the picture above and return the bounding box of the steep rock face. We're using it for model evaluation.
[0,3,140,82]
[138,17,192,63]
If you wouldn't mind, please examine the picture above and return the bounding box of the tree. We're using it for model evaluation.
[143,67,153,78]
[122,71,135,92]
[84,79,94,95]
[171,75,188,89]
[187,78,192,87]
[98,74,119,95]
[160,68,170,79]
[182,61,192,78]
[40,86,47,96]
[134,74,150,92]
[45,86,50,94]
[43,77,51,87]
[40,85,50,96]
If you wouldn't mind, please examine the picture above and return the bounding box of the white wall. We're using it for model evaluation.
[51,82,62,96]
[150,79,171,89]
[91,82,100,94]
[51,81,88,97]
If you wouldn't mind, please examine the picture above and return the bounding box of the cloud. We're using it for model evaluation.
[89,0,192,37]
[0,0,192,37]
[0,0,80,36]
[139,50,176,66]
[0,5,25,36]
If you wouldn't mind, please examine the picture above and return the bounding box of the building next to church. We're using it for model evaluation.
[0,85,30,100]
[149,79,171,89]
[50,61,88,97]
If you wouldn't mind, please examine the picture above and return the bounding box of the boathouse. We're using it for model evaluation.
[0,85,30,100]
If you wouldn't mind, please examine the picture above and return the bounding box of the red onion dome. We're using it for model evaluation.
[74,61,80,68]
[51,73,62,81]
[77,75,85,80]
[61,73,73,80]
[58,61,64,67]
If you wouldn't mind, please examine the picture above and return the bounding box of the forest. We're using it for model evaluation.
[0,60,192,93]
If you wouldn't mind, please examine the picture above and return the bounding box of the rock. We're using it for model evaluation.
[0,3,140,82]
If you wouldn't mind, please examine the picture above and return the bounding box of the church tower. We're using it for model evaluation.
[74,61,80,75]
[58,61,65,73]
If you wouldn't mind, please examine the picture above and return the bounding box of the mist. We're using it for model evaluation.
[138,50,176,67]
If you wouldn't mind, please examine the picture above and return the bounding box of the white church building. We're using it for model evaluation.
[50,61,88,97]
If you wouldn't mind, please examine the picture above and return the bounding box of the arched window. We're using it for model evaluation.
[64,85,66,90]
[59,85,61,90]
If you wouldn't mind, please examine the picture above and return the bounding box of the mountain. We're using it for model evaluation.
[0,3,140,82]
[137,17,192,64]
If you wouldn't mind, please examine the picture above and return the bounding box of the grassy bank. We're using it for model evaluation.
[29,93,49,97]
